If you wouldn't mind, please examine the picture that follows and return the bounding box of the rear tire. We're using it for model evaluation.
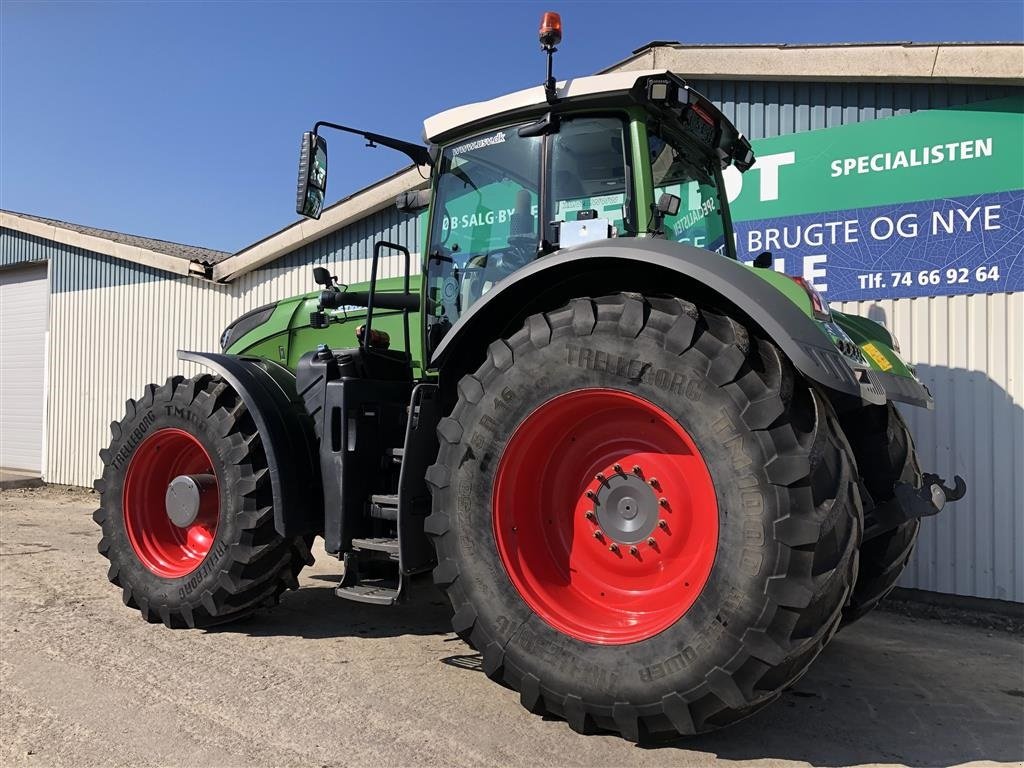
[840,402,922,625]
[426,294,861,739]
[94,374,314,628]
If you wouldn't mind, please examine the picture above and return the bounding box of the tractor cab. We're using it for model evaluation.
[420,69,753,354]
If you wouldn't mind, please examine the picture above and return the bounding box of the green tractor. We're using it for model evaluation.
[95,14,965,740]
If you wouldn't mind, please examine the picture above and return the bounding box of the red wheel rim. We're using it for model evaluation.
[122,428,220,578]
[493,389,718,644]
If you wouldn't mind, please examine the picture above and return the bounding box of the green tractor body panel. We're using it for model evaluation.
[831,309,914,377]
[225,275,425,375]
[223,267,917,382]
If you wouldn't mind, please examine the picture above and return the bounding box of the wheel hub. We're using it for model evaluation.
[165,474,217,528]
[592,470,662,544]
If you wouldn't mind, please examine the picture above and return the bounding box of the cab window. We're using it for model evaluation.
[550,116,630,235]
[648,124,728,255]
[426,127,541,340]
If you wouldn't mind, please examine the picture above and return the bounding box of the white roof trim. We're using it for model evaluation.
[608,43,1024,84]
[423,69,666,143]
[1,211,196,277]
[212,165,429,283]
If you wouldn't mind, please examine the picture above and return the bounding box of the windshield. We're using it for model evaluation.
[425,126,541,348]
[648,123,730,256]
[425,117,634,353]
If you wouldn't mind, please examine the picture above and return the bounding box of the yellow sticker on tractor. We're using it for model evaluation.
[862,343,894,371]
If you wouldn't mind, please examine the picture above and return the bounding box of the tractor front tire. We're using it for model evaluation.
[426,294,861,739]
[840,402,922,625]
[94,374,313,628]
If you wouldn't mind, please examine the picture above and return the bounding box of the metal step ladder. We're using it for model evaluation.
[335,473,402,605]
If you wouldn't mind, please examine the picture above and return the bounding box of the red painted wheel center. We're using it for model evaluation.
[123,428,220,578]
[493,389,718,644]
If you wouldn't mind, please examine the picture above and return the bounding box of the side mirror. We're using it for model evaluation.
[395,189,431,214]
[296,131,328,219]
[656,192,681,217]
[312,266,333,286]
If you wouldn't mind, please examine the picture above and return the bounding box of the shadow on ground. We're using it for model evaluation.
[211,576,453,640]
[661,618,1023,767]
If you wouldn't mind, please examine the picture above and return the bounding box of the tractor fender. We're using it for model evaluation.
[177,351,323,538]
[430,238,885,406]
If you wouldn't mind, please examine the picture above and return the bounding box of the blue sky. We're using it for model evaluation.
[2,1,1022,252]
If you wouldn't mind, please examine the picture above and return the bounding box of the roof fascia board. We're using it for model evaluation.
[213,166,428,283]
[1,211,194,277]
[607,43,1024,84]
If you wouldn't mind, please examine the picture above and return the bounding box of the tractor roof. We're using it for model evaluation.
[422,68,754,172]
[423,69,665,144]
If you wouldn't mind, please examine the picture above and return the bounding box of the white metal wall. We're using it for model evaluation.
[836,293,1024,602]
[0,263,49,472]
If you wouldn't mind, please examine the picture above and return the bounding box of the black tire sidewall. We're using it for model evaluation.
[439,319,792,705]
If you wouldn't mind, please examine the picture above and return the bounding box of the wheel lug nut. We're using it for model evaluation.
[649,477,659,488]
[629,545,639,556]
[608,543,619,553]
[658,519,668,529]
[647,537,657,546]
[593,530,604,539]
[586,490,598,501]
[584,510,596,521]
[613,463,623,474]
[659,497,669,507]
[632,465,642,476]
[595,472,607,484]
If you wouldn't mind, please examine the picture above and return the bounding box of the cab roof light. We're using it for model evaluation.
[539,11,562,48]
[646,78,678,104]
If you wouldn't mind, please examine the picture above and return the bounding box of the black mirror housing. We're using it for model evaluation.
[657,192,681,217]
[312,266,333,286]
[296,131,328,219]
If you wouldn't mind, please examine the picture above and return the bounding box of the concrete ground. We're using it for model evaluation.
[2,485,1022,768]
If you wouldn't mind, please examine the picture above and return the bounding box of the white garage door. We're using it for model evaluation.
[1,264,48,473]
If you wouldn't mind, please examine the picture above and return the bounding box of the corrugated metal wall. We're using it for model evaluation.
[0,204,420,489]
[682,78,1023,602]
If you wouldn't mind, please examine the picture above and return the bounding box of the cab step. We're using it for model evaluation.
[352,537,399,559]
[334,579,400,606]
[369,493,398,521]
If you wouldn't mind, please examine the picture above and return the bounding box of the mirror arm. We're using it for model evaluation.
[313,121,431,167]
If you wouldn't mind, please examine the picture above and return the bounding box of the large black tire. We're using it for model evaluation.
[840,402,922,625]
[425,294,861,739]
[94,374,314,628]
